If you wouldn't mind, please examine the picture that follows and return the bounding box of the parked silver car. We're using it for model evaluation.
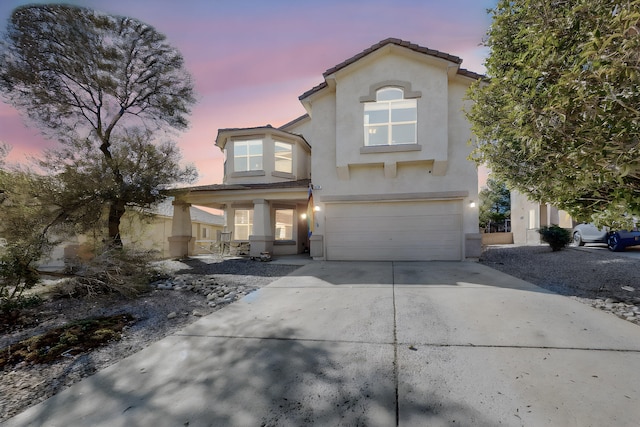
[572,223,608,246]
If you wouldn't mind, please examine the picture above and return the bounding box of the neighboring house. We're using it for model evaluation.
[40,198,224,270]
[119,197,224,257]
[510,190,573,245]
[170,38,483,261]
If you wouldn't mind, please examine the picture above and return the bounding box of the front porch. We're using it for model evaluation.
[168,180,311,259]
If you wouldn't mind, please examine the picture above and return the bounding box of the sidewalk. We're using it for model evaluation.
[5,261,640,426]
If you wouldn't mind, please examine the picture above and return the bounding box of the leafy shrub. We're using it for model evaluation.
[0,244,43,314]
[0,294,42,314]
[538,225,572,251]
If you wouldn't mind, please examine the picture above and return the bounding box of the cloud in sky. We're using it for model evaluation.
[0,0,496,184]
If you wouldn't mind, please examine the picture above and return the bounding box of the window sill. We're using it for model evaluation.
[274,240,296,245]
[271,171,296,179]
[231,170,265,178]
[360,144,422,154]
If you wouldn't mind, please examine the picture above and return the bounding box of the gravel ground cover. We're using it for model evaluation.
[480,245,640,323]
[1,247,638,422]
[0,256,300,423]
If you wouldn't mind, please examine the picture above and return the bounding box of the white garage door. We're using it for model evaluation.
[325,200,462,261]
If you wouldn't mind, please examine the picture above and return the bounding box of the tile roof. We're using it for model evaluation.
[457,68,486,81]
[217,124,275,134]
[215,125,310,149]
[150,197,224,225]
[279,114,310,130]
[299,38,484,100]
[182,179,311,193]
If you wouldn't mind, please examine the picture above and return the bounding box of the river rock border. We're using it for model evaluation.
[588,297,640,324]
[150,274,257,318]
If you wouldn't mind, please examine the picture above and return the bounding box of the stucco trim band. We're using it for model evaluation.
[360,144,422,154]
[320,191,468,203]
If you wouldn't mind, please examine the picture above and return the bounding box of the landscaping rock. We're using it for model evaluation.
[0,255,300,423]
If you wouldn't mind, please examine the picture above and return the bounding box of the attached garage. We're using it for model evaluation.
[324,200,463,261]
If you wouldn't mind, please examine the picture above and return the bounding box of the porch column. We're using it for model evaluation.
[169,201,193,258]
[249,199,274,257]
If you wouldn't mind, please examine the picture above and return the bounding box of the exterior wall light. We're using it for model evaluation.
[469,201,476,208]
[314,205,321,212]
[300,213,307,220]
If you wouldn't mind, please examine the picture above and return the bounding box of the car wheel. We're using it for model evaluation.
[608,233,624,252]
[573,231,584,246]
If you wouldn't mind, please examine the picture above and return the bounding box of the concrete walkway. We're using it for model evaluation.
[5,261,640,426]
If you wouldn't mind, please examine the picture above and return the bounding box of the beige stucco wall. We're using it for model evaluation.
[482,232,514,245]
[299,47,479,258]
[222,130,310,186]
[511,190,538,245]
[99,213,223,258]
[448,79,480,238]
[334,53,449,170]
[511,190,574,245]
[37,213,176,270]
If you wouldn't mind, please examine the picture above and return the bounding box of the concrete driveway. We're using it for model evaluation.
[6,261,640,426]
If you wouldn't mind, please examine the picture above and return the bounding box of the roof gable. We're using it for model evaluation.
[299,38,483,101]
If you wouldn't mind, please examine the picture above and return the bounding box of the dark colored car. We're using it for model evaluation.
[572,223,640,251]
[607,229,640,251]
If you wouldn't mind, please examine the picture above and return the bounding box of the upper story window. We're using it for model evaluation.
[364,87,417,146]
[234,139,262,172]
[274,141,293,174]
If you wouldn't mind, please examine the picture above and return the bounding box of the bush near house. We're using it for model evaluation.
[538,225,572,251]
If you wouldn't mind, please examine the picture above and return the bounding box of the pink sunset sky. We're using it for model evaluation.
[0,0,496,185]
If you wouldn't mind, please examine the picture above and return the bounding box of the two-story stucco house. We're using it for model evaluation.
[169,38,483,261]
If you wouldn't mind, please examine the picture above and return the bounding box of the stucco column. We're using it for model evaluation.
[169,201,193,258]
[249,199,274,257]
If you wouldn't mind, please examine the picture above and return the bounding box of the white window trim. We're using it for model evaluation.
[234,209,254,241]
[274,141,293,174]
[274,208,295,241]
[233,139,263,172]
[363,87,417,146]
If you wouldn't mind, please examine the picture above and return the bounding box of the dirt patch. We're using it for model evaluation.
[0,256,301,423]
[1,314,135,368]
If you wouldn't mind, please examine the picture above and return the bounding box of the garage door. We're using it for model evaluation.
[325,200,462,261]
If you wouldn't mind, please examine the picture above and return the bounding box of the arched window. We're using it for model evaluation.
[363,87,417,146]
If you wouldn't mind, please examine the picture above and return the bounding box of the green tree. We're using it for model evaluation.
[479,178,511,231]
[0,4,197,246]
[0,148,60,309]
[37,129,197,239]
[466,0,640,229]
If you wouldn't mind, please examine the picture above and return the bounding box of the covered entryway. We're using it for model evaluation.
[325,200,462,261]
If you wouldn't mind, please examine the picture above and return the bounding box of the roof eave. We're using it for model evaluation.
[215,125,308,150]
[299,37,475,102]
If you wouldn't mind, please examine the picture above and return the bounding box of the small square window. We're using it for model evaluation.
[234,140,263,172]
